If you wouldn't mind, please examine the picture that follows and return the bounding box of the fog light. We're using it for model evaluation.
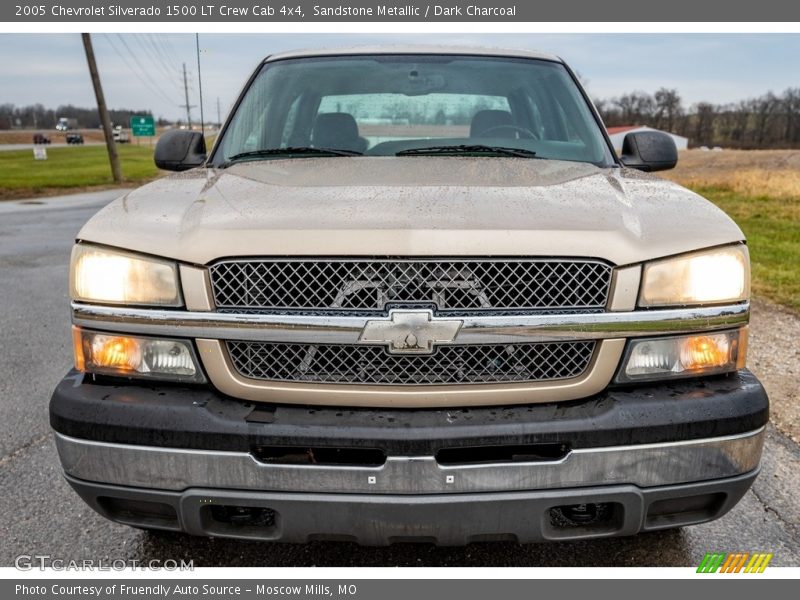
[616,329,746,383]
[73,327,205,383]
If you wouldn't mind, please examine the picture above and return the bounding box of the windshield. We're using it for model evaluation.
[213,54,614,166]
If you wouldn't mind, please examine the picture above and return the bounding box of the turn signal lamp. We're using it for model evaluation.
[616,329,746,383]
[73,327,205,383]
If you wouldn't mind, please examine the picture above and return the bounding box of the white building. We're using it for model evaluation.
[606,125,689,153]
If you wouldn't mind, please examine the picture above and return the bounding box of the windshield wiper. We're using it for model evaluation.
[395,145,538,158]
[221,146,362,167]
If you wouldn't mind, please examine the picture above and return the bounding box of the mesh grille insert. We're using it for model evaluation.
[209,258,612,313]
[227,340,595,386]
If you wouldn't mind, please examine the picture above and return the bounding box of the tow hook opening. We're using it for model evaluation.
[202,504,281,539]
[546,502,624,538]
[551,502,610,526]
[210,505,277,527]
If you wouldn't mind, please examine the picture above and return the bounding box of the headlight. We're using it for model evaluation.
[639,245,749,307]
[73,328,205,383]
[70,244,182,306]
[615,329,746,383]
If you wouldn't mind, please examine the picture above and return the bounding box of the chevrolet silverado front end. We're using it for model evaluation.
[50,46,768,545]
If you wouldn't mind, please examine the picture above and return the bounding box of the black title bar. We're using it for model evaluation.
[4,0,800,22]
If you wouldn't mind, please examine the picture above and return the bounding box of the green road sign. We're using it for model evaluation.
[130,115,156,137]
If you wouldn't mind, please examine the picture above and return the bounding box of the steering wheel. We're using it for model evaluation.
[478,124,539,140]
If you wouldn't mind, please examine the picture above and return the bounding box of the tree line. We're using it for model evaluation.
[0,104,167,130]
[595,87,800,149]
[4,88,800,149]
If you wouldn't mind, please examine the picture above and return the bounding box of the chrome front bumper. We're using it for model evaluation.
[55,427,765,495]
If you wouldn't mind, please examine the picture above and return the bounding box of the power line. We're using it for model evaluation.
[181,63,196,128]
[114,34,180,107]
[143,34,187,97]
[131,35,171,79]
[133,34,184,96]
[146,33,185,85]
[146,34,181,73]
[164,35,205,115]
[158,34,182,67]
[101,34,177,108]
[196,33,205,134]
[102,34,173,108]
[115,34,178,104]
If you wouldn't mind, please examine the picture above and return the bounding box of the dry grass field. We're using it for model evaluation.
[662,149,800,199]
[659,149,800,311]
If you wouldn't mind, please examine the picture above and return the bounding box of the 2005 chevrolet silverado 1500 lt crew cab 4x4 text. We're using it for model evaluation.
[50,46,768,545]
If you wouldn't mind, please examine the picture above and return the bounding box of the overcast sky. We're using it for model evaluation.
[1,33,798,121]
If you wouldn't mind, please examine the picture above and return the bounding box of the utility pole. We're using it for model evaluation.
[82,33,122,183]
[216,97,222,127]
[195,34,205,136]
[181,63,195,129]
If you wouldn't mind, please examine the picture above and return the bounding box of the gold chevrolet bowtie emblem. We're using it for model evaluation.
[359,310,463,354]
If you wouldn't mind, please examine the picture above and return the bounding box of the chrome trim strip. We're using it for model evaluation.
[72,302,749,344]
[55,427,764,494]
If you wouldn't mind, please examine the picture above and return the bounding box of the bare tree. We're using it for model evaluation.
[614,92,655,125]
[752,93,780,146]
[781,88,800,145]
[693,102,717,147]
[653,88,682,132]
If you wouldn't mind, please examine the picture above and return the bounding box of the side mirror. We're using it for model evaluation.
[154,130,207,171]
[619,131,678,172]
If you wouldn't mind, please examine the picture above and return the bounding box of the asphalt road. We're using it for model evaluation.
[0,191,798,567]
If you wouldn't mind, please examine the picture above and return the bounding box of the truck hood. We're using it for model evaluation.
[78,157,744,266]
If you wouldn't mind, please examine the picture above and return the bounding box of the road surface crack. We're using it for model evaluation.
[0,433,50,468]
[749,482,798,537]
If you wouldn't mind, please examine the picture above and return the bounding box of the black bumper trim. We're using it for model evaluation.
[50,369,769,454]
[65,470,758,545]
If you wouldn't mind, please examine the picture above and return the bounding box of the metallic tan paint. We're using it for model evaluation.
[77,158,745,267]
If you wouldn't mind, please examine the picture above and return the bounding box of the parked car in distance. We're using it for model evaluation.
[65,133,84,145]
[51,46,767,545]
[32,133,51,144]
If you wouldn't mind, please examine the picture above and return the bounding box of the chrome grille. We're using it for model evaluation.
[227,340,595,385]
[209,258,612,313]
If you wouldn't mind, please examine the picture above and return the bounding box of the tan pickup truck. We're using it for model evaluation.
[51,46,767,545]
